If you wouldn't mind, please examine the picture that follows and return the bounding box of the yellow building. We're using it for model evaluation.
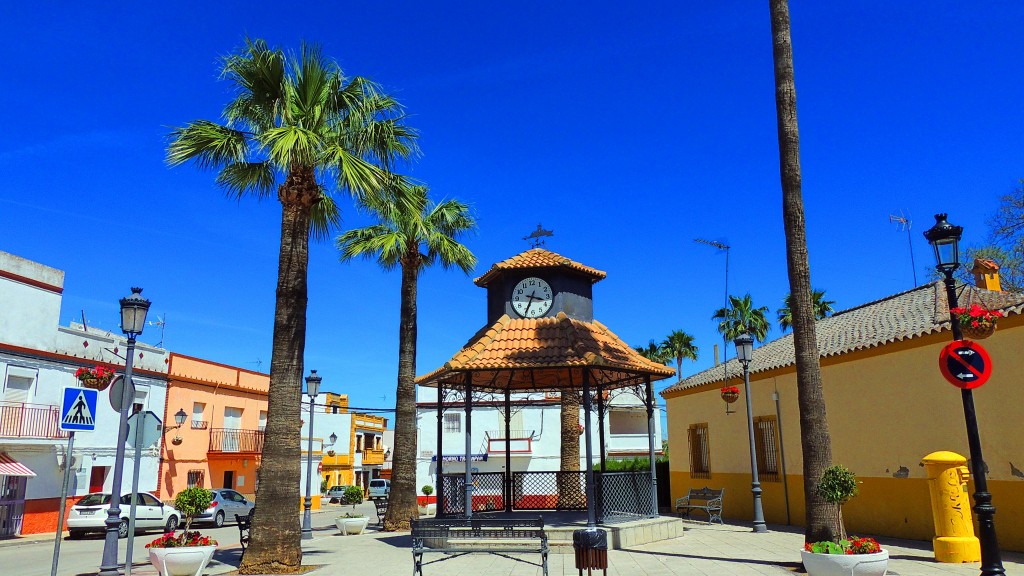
[662,275,1024,551]
[320,393,388,493]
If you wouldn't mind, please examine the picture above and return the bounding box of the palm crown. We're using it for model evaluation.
[661,330,698,382]
[712,294,771,342]
[777,289,835,332]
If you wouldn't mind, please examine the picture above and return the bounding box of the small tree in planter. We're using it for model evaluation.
[147,488,218,576]
[816,464,858,541]
[421,485,433,499]
[802,465,887,576]
[344,485,363,512]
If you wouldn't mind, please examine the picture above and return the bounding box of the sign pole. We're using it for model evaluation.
[125,410,145,576]
[50,431,75,576]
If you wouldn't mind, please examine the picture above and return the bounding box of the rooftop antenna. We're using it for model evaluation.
[80,310,89,332]
[523,223,554,248]
[695,238,731,390]
[249,358,264,372]
[147,314,166,348]
[889,211,918,287]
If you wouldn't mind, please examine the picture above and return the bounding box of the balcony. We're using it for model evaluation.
[486,430,534,454]
[362,447,385,466]
[190,420,209,430]
[208,428,264,454]
[0,402,68,440]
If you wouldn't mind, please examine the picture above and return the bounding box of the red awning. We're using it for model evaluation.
[0,452,36,477]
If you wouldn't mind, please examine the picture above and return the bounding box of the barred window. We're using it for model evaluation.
[754,416,781,482]
[187,469,205,488]
[443,413,462,433]
[687,423,710,479]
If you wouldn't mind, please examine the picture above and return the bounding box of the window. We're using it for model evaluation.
[443,413,461,434]
[192,402,206,428]
[3,373,34,403]
[132,388,148,414]
[258,410,267,431]
[187,469,205,488]
[687,423,710,479]
[609,410,646,435]
[753,416,781,482]
[141,493,162,507]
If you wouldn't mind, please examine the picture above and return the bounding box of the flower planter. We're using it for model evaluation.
[961,322,996,340]
[149,545,217,576]
[335,516,369,535]
[800,549,888,576]
[80,377,112,391]
[721,391,740,403]
[417,503,436,517]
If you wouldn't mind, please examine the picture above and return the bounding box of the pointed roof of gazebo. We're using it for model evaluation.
[416,312,675,392]
[473,248,607,287]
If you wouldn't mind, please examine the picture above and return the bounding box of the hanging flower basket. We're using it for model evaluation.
[75,366,115,390]
[720,385,740,404]
[577,422,585,436]
[951,305,1002,340]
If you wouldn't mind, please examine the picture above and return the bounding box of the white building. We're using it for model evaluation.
[0,251,168,536]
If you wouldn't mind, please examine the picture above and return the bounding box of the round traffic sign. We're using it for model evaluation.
[939,340,992,389]
[317,462,323,473]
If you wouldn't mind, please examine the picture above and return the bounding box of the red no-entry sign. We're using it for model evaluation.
[939,340,992,389]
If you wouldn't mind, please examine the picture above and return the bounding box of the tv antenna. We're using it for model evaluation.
[889,211,917,287]
[249,358,264,372]
[694,239,731,387]
[523,224,554,248]
[147,314,166,348]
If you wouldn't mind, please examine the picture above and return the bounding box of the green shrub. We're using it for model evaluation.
[816,465,859,540]
[421,485,434,497]
[320,478,329,494]
[174,487,214,532]
[343,485,363,509]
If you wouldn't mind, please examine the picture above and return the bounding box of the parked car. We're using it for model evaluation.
[326,485,359,504]
[191,489,255,527]
[368,479,390,500]
[67,492,180,539]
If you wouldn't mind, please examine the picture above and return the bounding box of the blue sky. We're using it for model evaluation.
[2,2,1022,415]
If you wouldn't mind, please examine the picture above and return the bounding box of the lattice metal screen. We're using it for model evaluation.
[512,471,587,511]
[440,473,506,515]
[596,471,656,523]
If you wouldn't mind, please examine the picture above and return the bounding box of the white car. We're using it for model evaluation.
[68,492,180,539]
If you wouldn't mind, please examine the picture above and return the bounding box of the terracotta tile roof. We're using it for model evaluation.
[417,312,674,391]
[474,248,607,287]
[660,281,1024,397]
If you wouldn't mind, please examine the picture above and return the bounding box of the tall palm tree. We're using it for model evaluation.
[167,39,416,572]
[712,294,771,342]
[778,289,836,332]
[336,180,476,531]
[634,340,672,365]
[769,0,836,543]
[660,330,699,383]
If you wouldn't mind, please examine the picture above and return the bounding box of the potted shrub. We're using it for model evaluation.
[147,487,218,576]
[335,486,368,534]
[951,304,1003,340]
[801,465,888,576]
[419,485,436,516]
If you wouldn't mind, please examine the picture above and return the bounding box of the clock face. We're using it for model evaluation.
[511,277,553,318]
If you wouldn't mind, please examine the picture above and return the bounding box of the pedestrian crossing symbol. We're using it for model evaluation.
[61,386,98,432]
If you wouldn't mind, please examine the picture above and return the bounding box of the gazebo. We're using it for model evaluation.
[416,248,674,526]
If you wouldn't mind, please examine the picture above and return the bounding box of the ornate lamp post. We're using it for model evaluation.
[301,370,322,541]
[924,213,1005,575]
[98,288,150,576]
[734,332,767,533]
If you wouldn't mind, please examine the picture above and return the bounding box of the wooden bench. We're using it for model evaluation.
[675,487,724,524]
[411,517,548,576]
[235,514,251,559]
[374,498,389,527]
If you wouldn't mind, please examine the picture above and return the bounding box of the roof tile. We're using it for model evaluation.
[474,248,607,287]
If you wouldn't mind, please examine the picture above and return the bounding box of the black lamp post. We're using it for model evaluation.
[924,213,1005,576]
[98,288,150,576]
[302,370,321,541]
[734,332,767,533]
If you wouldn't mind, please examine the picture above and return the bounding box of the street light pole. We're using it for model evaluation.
[302,370,321,541]
[99,288,150,576]
[735,332,767,533]
[924,214,1005,576]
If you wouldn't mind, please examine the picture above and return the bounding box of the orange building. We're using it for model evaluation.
[159,354,268,500]
[319,392,388,493]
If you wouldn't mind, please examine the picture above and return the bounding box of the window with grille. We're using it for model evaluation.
[187,469,205,488]
[687,423,710,479]
[753,416,781,482]
[443,413,461,433]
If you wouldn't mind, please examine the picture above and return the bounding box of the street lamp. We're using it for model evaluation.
[924,213,1005,575]
[98,288,150,576]
[164,409,188,431]
[302,369,322,541]
[329,432,338,446]
[734,332,767,533]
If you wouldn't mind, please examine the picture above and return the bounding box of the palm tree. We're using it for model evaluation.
[660,330,698,382]
[336,180,476,531]
[712,294,771,342]
[167,39,416,572]
[769,0,836,543]
[778,289,836,332]
[634,340,672,365]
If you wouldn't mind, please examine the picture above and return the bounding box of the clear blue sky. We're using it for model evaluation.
[2,2,1022,414]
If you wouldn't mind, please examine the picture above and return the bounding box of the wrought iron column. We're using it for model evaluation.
[301,394,316,540]
[98,336,137,576]
[645,375,658,515]
[504,388,512,513]
[596,380,606,473]
[436,382,444,516]
[741,355,768,533]
[464,372,473,518]
[582,369,597,527]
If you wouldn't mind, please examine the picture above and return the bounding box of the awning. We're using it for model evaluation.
[0,452,36,477]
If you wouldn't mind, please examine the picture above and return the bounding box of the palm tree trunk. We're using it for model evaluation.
[384,258,419,530]
[557,391,581,507]
[239,197,311,574]
[768,0,836,543]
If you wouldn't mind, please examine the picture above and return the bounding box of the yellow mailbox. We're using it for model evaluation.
[921,451,981,563]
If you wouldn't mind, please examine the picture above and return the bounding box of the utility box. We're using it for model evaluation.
[921,451,981,563]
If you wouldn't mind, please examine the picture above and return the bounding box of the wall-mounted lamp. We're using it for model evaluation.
[164,409,188,432]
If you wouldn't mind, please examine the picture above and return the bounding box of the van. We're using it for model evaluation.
[368,479,390,500]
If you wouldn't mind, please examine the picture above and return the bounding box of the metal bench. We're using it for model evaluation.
[411,517,548,576]
[675,487,724,524]
[374,498,389,527]
[235,513,251,559]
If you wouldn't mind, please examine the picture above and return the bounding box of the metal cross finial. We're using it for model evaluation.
[523,224,554,247]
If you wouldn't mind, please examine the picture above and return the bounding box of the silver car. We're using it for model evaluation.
[191,489,255,527]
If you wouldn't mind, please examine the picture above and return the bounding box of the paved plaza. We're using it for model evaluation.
[2,501,1022,576]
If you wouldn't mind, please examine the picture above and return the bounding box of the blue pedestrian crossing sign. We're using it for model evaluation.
[61,387,98,432]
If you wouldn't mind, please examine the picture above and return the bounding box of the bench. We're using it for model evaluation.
[675,487,724,524]
[374,498,389,527]
[411,517,548,576]
[235,514,251,559]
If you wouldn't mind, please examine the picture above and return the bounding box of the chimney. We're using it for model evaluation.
[971,258,1002,292]
[713,343,720,366]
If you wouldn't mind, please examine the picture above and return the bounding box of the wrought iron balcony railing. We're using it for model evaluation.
[208,428,264,453]
[0,402,68,439]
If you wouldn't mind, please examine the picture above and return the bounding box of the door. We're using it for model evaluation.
[140,493,164,527]
[1,375,33,436]
[223,407,243,452]
[223,471,234,490]
[0,476,26,537]
[89,467,107,493]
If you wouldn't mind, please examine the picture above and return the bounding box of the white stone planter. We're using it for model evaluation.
[801,549,889,576]
[417,503,436,517]
[149,545,217,576]
[335,516,369,535]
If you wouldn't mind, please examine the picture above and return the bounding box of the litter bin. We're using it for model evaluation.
[572,528,608,576]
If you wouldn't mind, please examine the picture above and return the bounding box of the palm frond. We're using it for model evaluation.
[215,161,276,200]
[310,191,343,241]
[167,121,248,169]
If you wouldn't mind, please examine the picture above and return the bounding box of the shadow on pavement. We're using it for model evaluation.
[623,547,803,570]
[376,534,414,548]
